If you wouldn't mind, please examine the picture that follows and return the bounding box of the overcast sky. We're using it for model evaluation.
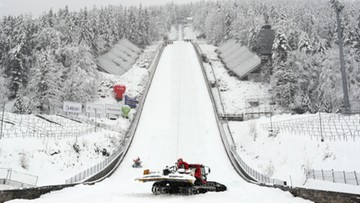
[0,0,207,17]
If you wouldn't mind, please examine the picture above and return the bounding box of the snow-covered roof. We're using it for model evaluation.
[217,39,237,53]
[96,38,142,76]
[118,38,142,54]
[218,39,261,79]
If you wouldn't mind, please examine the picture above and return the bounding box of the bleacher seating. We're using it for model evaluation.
[217,39,261,80]
[97,38,142,76]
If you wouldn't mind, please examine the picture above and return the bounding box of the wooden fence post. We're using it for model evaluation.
[332,169,335,183]
[355,171,359,186]
[343,171,346,184]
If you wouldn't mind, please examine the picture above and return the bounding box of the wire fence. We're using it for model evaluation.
[306,169,360,186]
[0,112,106,139]
[260,113,360,141]
[0,168,38,187]
[56,113,125,133]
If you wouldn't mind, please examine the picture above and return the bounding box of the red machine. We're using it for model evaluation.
[136,162,227,195]
[113,84,126,100]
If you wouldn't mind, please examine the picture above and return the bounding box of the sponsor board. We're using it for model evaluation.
[86,103,105,114]
[105,104,122,115]
[63,101,82,113]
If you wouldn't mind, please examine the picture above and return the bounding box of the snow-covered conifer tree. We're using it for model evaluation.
[204,5,225,45]
[58,44,99,103]
[77,7,97,53]
[27,51,63,113]
[272,31,291,63]
[0,68,9,103]
[127,8,138,43]
[6,45,27,98]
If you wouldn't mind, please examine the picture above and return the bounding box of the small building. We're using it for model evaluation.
[256,24,275,62]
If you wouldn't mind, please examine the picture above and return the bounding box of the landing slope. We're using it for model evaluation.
[9,42,311,203]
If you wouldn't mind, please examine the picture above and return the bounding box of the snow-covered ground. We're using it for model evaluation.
[0,129,122,186]
[0,42,160,187]
[1,25,359,202]
[8,40,311,203]
[197,41,360,194]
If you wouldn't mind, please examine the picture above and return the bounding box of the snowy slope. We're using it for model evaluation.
[198,41,360,194]
[8,42,312,203]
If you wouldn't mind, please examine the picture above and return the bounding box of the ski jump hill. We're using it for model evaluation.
[1,41,359,203]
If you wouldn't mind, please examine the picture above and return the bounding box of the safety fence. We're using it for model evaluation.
[0,112,98,139]
[56,113,126,133]
[0,168,38,188]
[231,148,286,185]
[194,42,287,186]
[65,42,167,184]
[260,113,360,141]
[306,169,360,186]
[65,147,125,184]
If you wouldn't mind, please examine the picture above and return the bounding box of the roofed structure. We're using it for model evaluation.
[217,40,261,80]
[96,38,142,76]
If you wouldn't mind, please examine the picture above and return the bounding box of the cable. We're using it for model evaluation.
[175,44,183,159]
[176,64,181,160]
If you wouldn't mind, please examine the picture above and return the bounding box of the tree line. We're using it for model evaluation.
[1,0,359,114]
[191,0,360,113]
[0,4,174,113]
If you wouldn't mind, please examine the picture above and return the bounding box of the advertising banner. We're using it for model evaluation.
[63,101,82,113]
[85,103,105,114]
[105,104,122,115]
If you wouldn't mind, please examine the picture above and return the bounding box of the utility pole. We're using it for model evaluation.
[319,111,324,142]
[94,109,97,132]
[0,101,5,139]
[330,0,350,113]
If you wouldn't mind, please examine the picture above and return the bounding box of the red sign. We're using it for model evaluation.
[113,85,126,100]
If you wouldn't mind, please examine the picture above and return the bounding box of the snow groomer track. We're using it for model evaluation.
[4,41,315,203]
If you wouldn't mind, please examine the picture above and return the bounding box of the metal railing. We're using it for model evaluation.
[0,168,38,187]
[306,169,359,186]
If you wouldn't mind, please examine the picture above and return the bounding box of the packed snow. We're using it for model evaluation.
[1,25,359,203]
[8,40,311,203]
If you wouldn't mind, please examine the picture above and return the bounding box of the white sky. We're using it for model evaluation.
[0,0,207,17]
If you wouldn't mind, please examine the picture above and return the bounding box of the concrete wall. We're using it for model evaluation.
[0,184,76,203]
[289,187,360,203]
